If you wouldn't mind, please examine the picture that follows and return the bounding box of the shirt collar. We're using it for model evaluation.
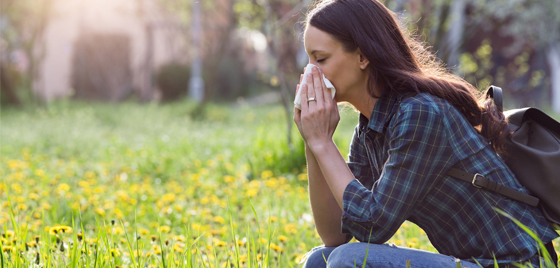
[358,90,401,134]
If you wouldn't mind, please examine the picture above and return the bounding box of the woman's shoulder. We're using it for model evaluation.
[397,92,453,118]
[395,91,490,157]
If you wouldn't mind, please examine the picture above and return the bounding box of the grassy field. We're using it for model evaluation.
[0,99,558,267]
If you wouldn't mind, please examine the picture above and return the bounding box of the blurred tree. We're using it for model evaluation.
[0,62,21,106]
[235,0,311,150]
[156,0,238,117]
[0,0,53,106]
[469,0,560,111]
[386,0,560,110]
[156,62,190,102]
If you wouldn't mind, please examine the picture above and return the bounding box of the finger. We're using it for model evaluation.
[294,104,301,122]
[317,68,331,105]
[301,83,309,113]
[312,66,325,105]
[300,68,306,84]
[296,84,299,95]
[305,73,316,108]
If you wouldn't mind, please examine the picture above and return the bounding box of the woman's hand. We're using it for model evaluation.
[294,66,340,151]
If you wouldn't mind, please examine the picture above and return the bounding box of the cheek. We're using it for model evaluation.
[324,57,357,91]
[324,67,350,91]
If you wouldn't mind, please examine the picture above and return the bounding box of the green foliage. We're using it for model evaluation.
[210,55,255,101]
[458,39,495,90]
[233,0,267,30]
[2,101,557,267]
[471,0,560,51]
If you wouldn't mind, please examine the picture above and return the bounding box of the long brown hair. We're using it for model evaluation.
[305,0,510,154]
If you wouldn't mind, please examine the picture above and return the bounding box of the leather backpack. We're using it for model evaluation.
[445,86,560,230]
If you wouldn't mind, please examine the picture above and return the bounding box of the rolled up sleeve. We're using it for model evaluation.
[341,103,454,243]
[346,126,374,185]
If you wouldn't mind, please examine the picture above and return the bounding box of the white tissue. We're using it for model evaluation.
[294,63,336,110]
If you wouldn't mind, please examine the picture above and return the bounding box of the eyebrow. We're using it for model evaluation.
[310,50,326,55]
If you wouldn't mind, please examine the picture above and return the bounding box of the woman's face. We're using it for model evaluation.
[303,25,370,103]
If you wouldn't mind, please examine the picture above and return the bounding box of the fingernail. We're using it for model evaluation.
[307,73,312,79]
[312,67,318,72]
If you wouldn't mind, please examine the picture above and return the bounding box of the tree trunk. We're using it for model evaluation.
[445,0,465,72]
[277,71,294,151]
[142,22,154,102]
[0,63,22,106]
[548,43,560,114]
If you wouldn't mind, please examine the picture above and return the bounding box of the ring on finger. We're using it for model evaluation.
[307,97,316,102]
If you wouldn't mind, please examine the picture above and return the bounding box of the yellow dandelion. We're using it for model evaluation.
[215,240,227,247]
[139,228,150,236]
[213,216,225,224]
[48,227,59,236]
[270,243,284,253]
[2,245,14,253]
[261,170,273,179]
[173,243,184,253]
[246,188,259,197]
[110,248,121,257]
[223,175,235,183]
[295,253,306,264]
[210,228,223,236]
[4,230,14,238]
[57,183,70,192]
[28,193,40,200]
[174,235,186,242]
[298,174,308,181]
[284,223,297,234]
[159,226,171,233]
[34,169,45,177]
[239,254,247,263]
[59,226,73,234]
[265,178,278,188]
[278,235,288,243]
[95,208,105,216]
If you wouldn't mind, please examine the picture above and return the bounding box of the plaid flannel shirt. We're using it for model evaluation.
[342,90,558,267]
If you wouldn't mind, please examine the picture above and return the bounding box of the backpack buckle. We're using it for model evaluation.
[472,173,484,189]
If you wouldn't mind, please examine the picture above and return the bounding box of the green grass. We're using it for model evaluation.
[0,99,558,267]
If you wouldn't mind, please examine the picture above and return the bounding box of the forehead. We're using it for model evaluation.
[304,25,340,54]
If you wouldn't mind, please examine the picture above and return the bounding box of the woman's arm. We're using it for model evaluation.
[305,143,350,247]
[294,67,357,246]
[307,141,356,211]
[296,67,354,212]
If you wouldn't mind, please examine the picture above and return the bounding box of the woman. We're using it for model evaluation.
[293,0,559,267]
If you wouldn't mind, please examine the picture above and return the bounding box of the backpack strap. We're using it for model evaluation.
[545,241,558,266]
[486,86,503,113]
[446,168,539,207]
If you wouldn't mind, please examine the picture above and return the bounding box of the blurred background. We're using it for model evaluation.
[1,0,559,112]
[1,1,559,260]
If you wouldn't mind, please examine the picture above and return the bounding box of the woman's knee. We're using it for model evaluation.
[326,243,370,267]
[302,245,337,268]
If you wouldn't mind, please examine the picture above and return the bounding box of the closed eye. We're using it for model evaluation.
[317,59,326,63]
